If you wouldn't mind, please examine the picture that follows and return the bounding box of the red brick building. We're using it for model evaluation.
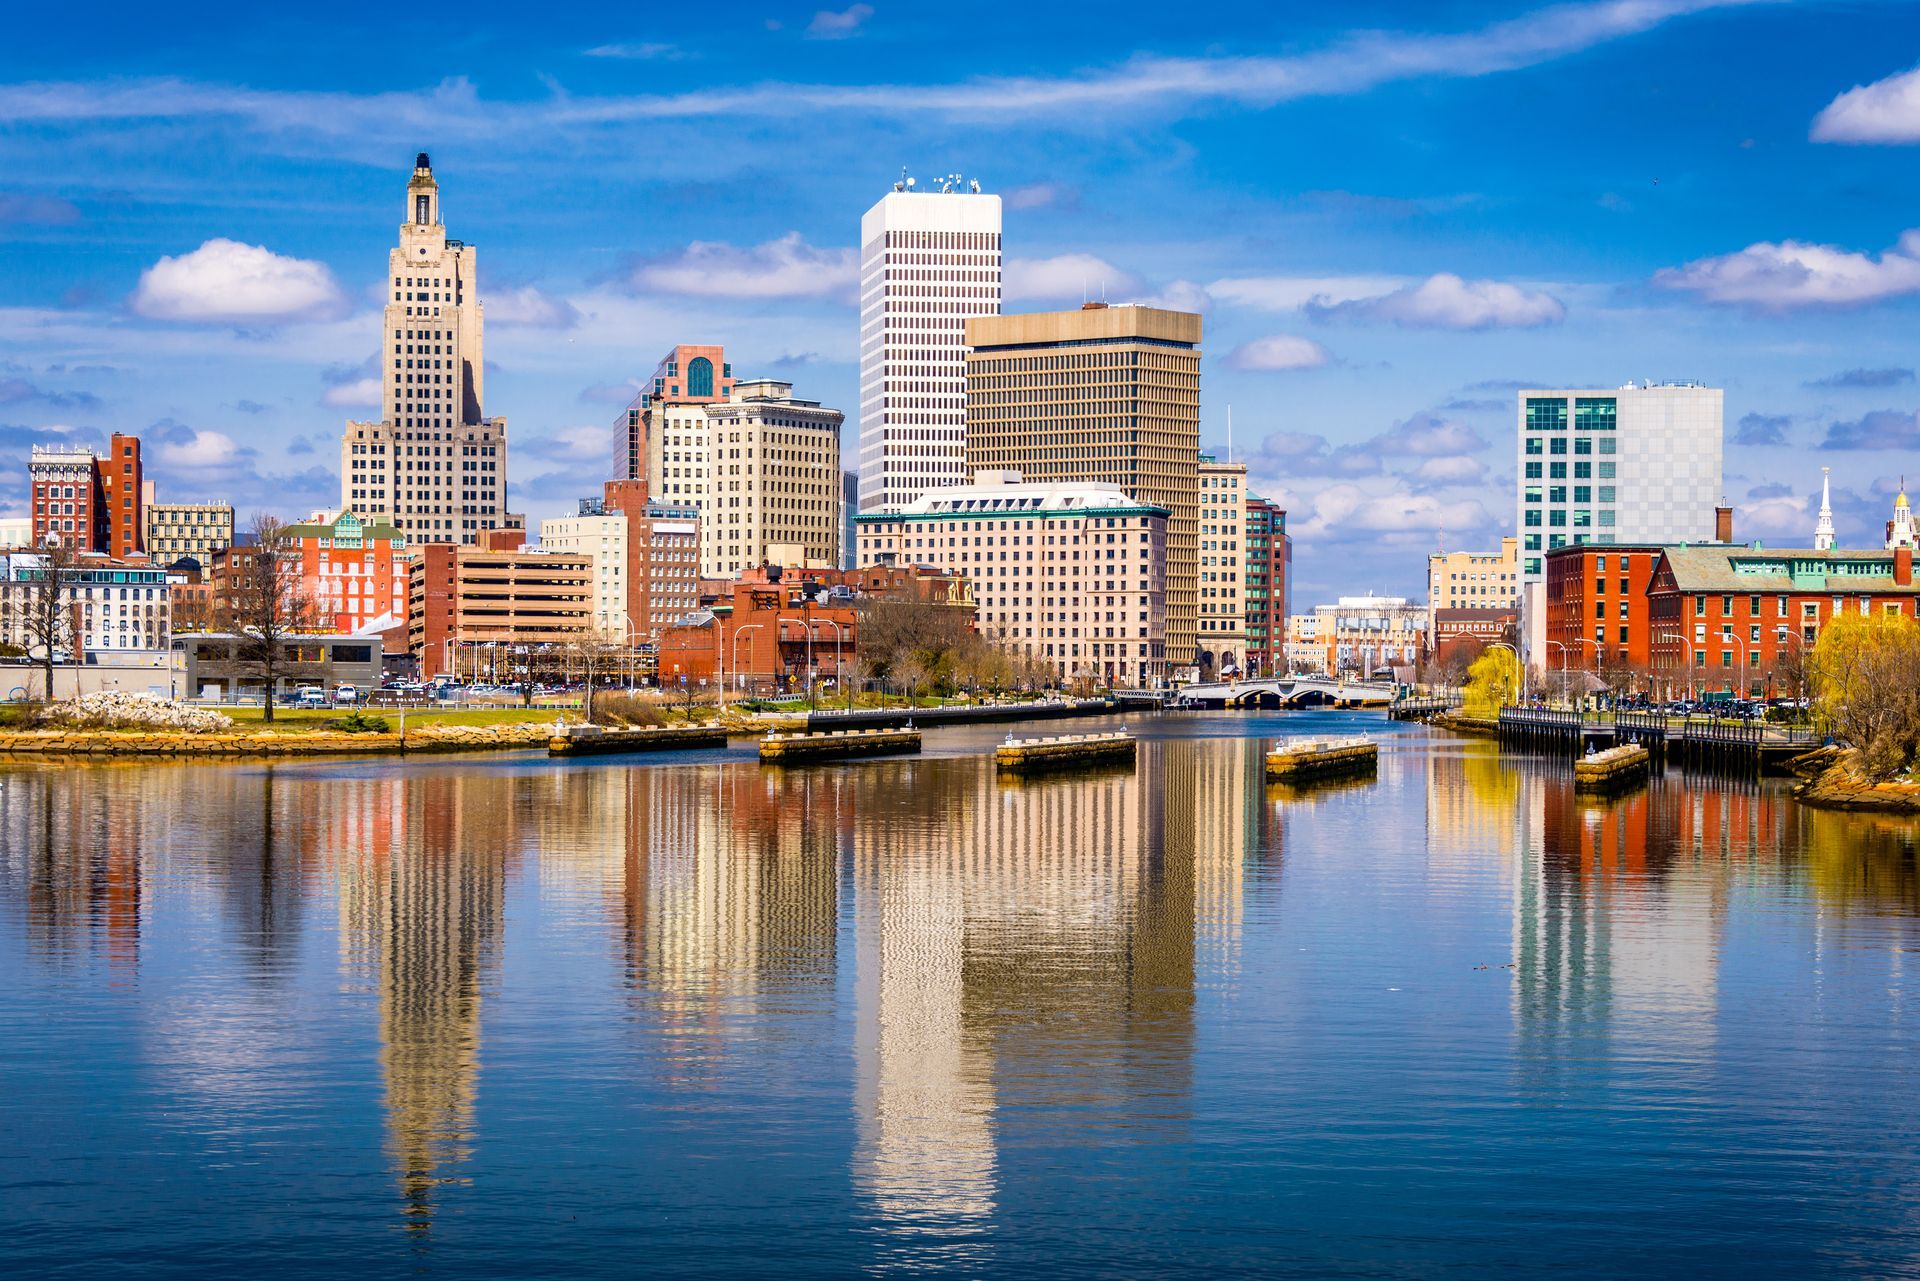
[1245,498,1289,677]
[660,564,971,694]
[1649,544,1920,698]
[282,510,412,634]
[1429,607,1518,668]
[1543,542,1669,681]
[28,434,145,555]
[409,545,593,679]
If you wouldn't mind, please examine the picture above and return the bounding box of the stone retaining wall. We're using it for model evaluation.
[0,722,555,758]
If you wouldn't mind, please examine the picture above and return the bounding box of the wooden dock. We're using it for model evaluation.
[994,730,1136,774]
[1573,743,1651,792]
[1264,736,1379,783]
[759,727,922,764]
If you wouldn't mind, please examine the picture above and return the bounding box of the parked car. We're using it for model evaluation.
[293,686,329,708]
[333,684,360,704]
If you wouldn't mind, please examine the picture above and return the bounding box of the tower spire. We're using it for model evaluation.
[1814,466,1836,552]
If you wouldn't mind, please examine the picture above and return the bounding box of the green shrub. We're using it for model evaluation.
[328,711,391,735]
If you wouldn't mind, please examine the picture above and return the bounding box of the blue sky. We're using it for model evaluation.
[6,0,1920,603]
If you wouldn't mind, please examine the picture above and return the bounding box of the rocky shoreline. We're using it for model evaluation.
[1792,752,1920,814]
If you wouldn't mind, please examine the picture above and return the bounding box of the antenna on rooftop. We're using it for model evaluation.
[1227,405,1233,462]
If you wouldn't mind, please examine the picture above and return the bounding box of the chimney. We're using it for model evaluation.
[1898,544,1913,587]
[1714,505,1734,543]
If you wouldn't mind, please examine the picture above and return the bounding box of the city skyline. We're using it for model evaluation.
[6,4,1920,600]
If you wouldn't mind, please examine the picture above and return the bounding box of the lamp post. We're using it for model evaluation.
[1774,626,1807,710]
[1658,632,1697,703]
[1483,640,1521,710]
[731,622,764,704]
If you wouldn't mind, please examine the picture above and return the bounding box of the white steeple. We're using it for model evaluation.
[1814,466,1836,551]
[1888,476,1915,550]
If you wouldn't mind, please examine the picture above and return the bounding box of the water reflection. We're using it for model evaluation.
[6,724,1920,1276]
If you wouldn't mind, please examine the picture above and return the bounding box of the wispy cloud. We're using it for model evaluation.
[1004,253,1137,302]
[630,232,855,300]
[1223,335,1331,372]
[583,42,686,60]
[1734,412,1792,446]
[1805,366,1914,390]
[1306,273,1565,330]
[0,193,81,225]
[807,4,874,39]
[0,1,1755,133]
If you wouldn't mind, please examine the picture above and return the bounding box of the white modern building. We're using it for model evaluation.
[1198,454,1247,679]
[342,153,511,546]
[856,174,1001,514]
[701,379,844,579]
[1514,382,1722,582]
[855,470,1168,688]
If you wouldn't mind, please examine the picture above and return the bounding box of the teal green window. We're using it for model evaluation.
[1575,397,1616,431]
[1598,438,1616,455]
[1526,398,1567,432]
[1525,437,1544,456]
[688,356,715,397]
[1550,438,1568,455]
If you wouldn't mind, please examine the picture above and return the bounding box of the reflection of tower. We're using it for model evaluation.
[847,744,1204,1266]
[338,774,514,1231]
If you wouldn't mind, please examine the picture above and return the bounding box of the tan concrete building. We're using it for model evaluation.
[538,507,628,640]
[145,502,234,565]
[1427,536,1520,640]
[1198,455,1247,679]
[964,303,1202,672]
[701,379,843,579]
[408,544,591,679]
[342,153,511,547]
[857,470,1169,688]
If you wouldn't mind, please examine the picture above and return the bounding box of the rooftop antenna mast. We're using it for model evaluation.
[1227,405,1233,462]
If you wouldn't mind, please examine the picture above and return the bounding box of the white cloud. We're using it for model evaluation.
[807,4,874,38]
[520,424,614,465]
[584,42,684,60]
[1412,455,1489,486]
[1308,272,1565,329]
[1004,253,1138,302]
[156,429,242,468]
[131,238,347,325]
[321,377,380,408]
[1267,479,1496,542]
[0,2,1754,130]
[632,232,855,300]
[1653,229,1920,308]
[485,284,580,329]
[1207,274,1409,312]
[1005,182,1073,211]
[1137,279,1212,312]
[1222,335,1331,371]
[1812,65,1920,144]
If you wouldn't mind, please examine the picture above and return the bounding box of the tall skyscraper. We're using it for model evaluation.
[342,153,511,546]
[1244,497,1288,677]
[964,303,1203,670]
[1513,383,1722,582]
[857,174,1001,514]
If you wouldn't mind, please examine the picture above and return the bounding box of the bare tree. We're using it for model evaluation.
[223,515,317,722]
[20,537,80,702]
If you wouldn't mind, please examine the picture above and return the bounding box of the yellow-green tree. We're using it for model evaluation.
[1461,646,1521,720]
[1807,611,1920,780]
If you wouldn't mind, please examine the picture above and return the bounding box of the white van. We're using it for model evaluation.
[333,684,360,705]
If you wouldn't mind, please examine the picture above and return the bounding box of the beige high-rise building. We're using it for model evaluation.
[701,379,842,579]
[1427,536,1520,639]
[1198,455,1247,679]
[144,502,233,564]
[342,153,510,547]
[964,303,1202,671]
[539,507,628,639]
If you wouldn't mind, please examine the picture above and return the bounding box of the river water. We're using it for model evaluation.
[3,710,1920,1278]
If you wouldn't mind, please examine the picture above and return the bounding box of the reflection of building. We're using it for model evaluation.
[848,741,1217,1260]
[0,771,143,973]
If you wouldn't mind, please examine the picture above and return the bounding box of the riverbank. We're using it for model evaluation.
[1793,752,1920,814]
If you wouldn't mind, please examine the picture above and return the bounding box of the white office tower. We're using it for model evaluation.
[1513,382,1722,581]
[856,174,1001,513]
[342,153,510,545]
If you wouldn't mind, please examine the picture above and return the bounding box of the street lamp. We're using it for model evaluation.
[730,622,764,705]
[1658,632,1697,703]
[1483,640,1522,709]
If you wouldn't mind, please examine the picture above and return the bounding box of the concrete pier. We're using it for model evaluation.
[1573,743,1651,791]
[548,724,728,756]
[760,727,922,764]
[1264,736,1379,784]
[994,730,1136,774]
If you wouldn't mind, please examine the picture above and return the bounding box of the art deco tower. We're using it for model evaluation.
[341,154,511,546]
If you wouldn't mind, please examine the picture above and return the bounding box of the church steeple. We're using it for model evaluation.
[1887,475,1915,550]
[1813,466,1836,551]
